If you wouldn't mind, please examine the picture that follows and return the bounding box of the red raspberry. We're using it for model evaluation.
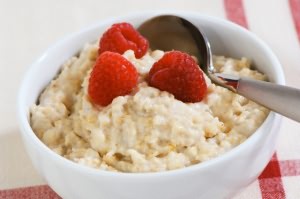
[88,51,138,106]
[148,51,207,103]
[99,22,149,58]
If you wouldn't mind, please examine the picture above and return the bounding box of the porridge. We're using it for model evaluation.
[30,22,269,172]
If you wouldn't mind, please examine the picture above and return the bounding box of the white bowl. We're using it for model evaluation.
[18,10,284,199]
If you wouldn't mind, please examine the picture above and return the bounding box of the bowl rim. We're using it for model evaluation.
[18,10,285,178]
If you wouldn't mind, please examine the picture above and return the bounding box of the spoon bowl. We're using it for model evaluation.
[138,15,237,91]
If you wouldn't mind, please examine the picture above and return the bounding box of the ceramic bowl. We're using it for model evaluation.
[18,10,284,199]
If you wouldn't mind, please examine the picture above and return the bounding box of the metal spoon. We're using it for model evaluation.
[138,15,300,122]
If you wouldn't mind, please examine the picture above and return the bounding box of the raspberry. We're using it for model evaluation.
[148,51,207,103]
[99,22,149,58]
[88,51,138,106]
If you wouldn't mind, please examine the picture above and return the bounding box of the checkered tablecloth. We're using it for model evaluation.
[1,0,300,198]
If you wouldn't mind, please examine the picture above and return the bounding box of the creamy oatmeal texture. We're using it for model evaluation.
[30,43,269,172]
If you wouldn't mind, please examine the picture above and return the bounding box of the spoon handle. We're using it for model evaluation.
[237,78,300,122]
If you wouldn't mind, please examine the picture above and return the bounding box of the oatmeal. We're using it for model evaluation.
[30,43,268,172]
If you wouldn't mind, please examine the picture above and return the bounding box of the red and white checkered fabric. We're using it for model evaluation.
[1,0,300,198]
